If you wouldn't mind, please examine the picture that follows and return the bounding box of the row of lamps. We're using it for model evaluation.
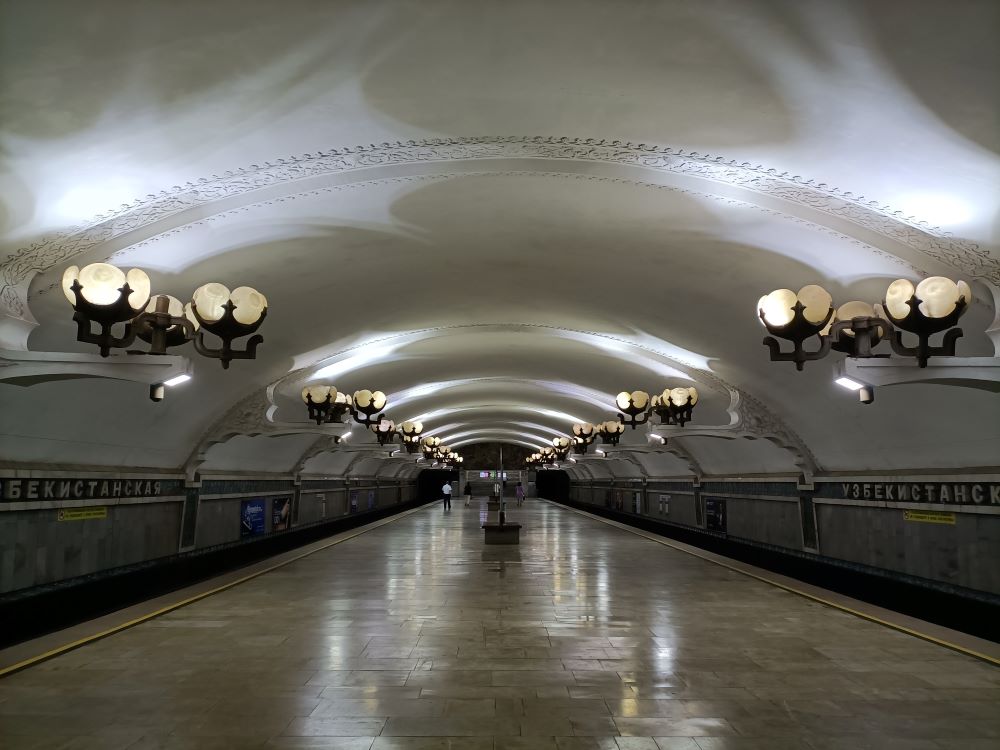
[300,385,462,462]
[419,436,463,464]
[526,385,700,467]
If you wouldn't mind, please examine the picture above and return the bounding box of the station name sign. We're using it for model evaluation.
[833,481,1000,505]
[1,477,178,502]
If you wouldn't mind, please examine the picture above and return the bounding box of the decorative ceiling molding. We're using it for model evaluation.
[4,136,996,325]
[22,170,924,312]
[294,435,345,477]
[182,386,271,481]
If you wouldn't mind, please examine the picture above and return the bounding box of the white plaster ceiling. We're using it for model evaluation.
[1,0,998,477]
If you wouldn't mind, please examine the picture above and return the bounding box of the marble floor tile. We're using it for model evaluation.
[382,716,521,736]
[370,740,492,750]
[615,717,736,737]
[282,718,388,737]
[0,501,993,747]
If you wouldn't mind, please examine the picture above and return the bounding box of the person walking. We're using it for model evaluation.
[464,482,472,507]
[515,481,525,507]
[442,481,452,510]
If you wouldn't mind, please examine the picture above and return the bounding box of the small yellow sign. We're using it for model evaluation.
[57,507,108,522]
[903,510,955,525]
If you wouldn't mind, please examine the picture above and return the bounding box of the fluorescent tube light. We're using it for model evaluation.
[163,374,192,387]
[834,376,864,391]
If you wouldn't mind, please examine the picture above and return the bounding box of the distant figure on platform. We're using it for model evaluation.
[515,481,525,507]
[464,482,472,507]
[442,481,452,510]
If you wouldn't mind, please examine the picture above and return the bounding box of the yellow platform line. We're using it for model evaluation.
[0,504,430,678]
[552,500,1000,667]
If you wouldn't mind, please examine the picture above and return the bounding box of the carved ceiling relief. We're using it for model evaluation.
[3,136,997,327]
[16,171,923,311]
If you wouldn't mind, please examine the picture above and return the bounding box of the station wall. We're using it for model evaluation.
[0,470,419,595]
[565,475,1000,597]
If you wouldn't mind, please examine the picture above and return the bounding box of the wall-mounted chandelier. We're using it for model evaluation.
[552,436,572,460]
[350,389,388,426]
[758,277,971,371]
[398,421,424,453]
[596,420,625,446]
[370,419,396,446]
[612,386,699,429]
[301,386,353,425]
[615,390,650,428]
[421,436,442,460]
[572,423,596,454]
[63,264,267,368]
[650,387,699,426]
[299,385,389,426]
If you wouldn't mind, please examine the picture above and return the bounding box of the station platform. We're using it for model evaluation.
[1,499,998,748]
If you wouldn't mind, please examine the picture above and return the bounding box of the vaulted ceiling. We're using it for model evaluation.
[2,0,998,479]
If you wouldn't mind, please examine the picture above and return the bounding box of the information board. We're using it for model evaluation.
[57,507,107,521]
[240,499,266,538]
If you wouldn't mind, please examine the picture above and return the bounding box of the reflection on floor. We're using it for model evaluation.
[1,499,997,749]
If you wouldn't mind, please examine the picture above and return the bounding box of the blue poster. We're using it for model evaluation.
[240,499,265,538]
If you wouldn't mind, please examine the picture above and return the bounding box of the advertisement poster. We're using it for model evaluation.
[367,489,375,510]
[240,499,266,538]
[272,497,291,531]
[349,490,359,513]
[705,498,727,532]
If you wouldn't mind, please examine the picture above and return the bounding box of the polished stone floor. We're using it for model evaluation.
[1,500,998,749]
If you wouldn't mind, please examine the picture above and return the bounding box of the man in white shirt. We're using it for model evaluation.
[441,481,452,510]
